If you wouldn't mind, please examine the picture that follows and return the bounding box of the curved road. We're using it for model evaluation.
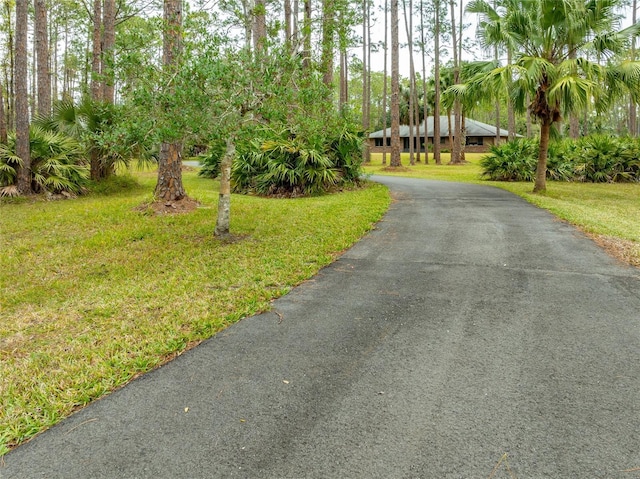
[3,177,640,478]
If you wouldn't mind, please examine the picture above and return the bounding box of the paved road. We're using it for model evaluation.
[3,177,640,479]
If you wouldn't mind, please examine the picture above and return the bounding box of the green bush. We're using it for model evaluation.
[480,139,537,181]
[327,127,364,184]
[546,139,576,181]
[231,126,364,197]
[569,135,639,183]
[0,126,88,196]
[480,135,640,184]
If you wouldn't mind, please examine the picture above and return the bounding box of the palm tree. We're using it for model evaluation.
[464,0,640,192]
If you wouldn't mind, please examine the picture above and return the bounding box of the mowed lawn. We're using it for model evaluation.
[0,170,390,454]
[365,152,640,265]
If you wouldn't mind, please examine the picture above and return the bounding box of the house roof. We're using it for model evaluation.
[369,116,515,139]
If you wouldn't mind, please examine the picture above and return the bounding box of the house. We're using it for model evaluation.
[369,116,514,153]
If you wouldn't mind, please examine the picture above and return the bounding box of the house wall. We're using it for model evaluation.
[369,135,505,154]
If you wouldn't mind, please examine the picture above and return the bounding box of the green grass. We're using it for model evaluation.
[365,152,640,258]
[0,170,390,454]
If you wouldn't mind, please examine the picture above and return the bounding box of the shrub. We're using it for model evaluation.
[480,135,640,184]
[480,139,537,181]
[231,126,364,197]
[570,135,638,183]
[0,126,88,196]
[546,139,576,181]
[327,127,364,184]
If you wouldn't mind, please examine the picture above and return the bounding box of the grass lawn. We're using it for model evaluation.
[365,152,640,265]
[0,169,390,454]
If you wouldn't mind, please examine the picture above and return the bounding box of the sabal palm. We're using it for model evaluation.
[465,0,640,192]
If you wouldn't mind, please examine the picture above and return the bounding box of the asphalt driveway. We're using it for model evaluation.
[2,176,640,478]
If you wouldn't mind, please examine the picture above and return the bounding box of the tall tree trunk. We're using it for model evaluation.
[390,0,401,166]
[241,0,253,48]
[293,0,299,44]
[215,136,236,237]
[534,117,551,193]
[362,0,371,163]
[156,0,186,202]
[568,48,579,139]
[51,13,58,103]
[30,24,36,117]
[339,42,348,108]
[5,1,15,130]
[15,0,31,194]
[526,94,533,137]
[419,0,426,163]
[284,0,292,46]
[507,48,515,140]
[433,0,441,164]
[253,0,267,52]
[91,0,103,102]
[102,0,116,104]
[321,0,335,87]
[303,0,312,70]
[382,0,388,165]
[402,0,416,165]
[0,82,6,144]
[494,45,500,145]
[449,0,463,164]
[630,0,638,137]
[35,0,50,117]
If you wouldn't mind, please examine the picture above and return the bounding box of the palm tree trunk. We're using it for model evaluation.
[215,136,236,237]
[534,118,551,192]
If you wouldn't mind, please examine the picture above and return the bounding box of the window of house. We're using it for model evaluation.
[466,137,484,146]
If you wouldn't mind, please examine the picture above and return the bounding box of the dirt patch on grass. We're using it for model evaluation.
[586,233,640,267]
[134,197,200,215]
